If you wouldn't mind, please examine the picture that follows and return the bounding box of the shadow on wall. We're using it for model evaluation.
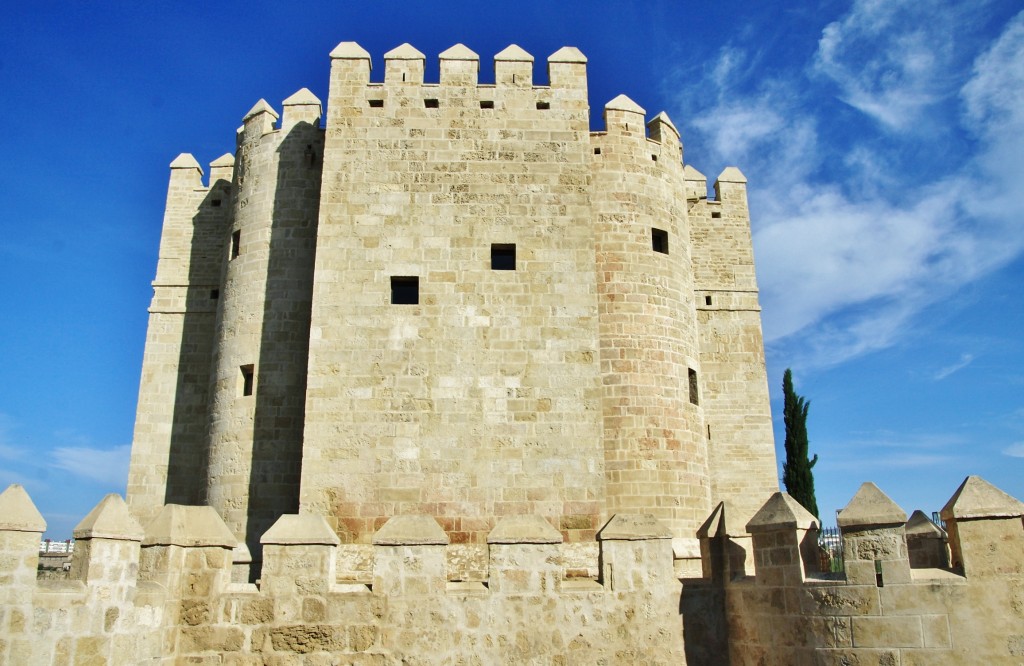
[245,118,323,576]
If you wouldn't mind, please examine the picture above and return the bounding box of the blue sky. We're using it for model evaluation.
[2,1,1022,538]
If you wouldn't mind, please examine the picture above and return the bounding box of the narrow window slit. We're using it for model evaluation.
[688,369,699,406]
[230,230,241,259]
[652,228,669,254]
[536,101,550,110]
[240,365,254,397]
[368,99,384,108]
[705,295,712,306]
[424,98,439,109]
[480,100,494,109]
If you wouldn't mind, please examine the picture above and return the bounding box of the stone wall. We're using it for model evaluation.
[4,476,1020,664]
[715,476,1024,665]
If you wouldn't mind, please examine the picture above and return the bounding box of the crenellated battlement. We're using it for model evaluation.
[4,476,1021,664]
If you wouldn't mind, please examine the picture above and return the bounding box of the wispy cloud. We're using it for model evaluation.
[1002,443,1024,458]
[676,7,1024,370]
[817,430,965,472]
[51,444,131,487]
[934,353,976,381]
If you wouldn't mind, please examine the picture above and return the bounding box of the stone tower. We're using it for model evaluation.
[126,41,778,569]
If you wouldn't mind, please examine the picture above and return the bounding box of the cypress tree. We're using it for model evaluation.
[782,368,819,518]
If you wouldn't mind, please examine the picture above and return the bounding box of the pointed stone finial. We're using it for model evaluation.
[372,515,449,546]
[330,41,371,60]
[243,99,279,123]
[548,46,587,63]
[0,484,46,533]
[261,514,339,546]
[838,482,907,529]
[746,492,819,533]
[605,94,646,115]
[142,505,238,548]
[598,514,673,540]
[648,111,679,137]
[210,153,235,168]
[384,43,425,60]
[283,87,322,107]
[440,44,479,61]
[940,475,1024,521]
[169,153,203,173]
[684,165,706,181]
[73,494,144,541]
[697,502,727,539]
[495,44,534,62]
[487,515,562,544]
[716,166,747,183]
[906,510,945,537]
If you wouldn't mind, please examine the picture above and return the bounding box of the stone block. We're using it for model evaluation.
[851,615,922,648]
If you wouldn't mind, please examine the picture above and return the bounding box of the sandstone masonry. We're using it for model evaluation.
[124,41,779,579]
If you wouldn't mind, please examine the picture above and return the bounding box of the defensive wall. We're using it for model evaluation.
[2,476,1021,664]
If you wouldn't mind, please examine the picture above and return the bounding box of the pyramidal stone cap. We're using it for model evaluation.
[170,153,203,172]
[648,111,680,137]
[684,165,706,181]
[384,43,425,60]
[440,44,479,61]
[495,44,534,62]
[717,166,747,183]
[598,514,673,540]
[905,510,946,538]
[746,492,819,533]
[283,88,322,107]
[330,41,371,60]
[261,514,339,546]
[940,475,1024,521]
[0,483,46,533]
[210,153,235,168]
[73,493,144,541]
[605,94,646,115]
[548,46,587,63]
[243,99,279,122]
[372,515,449,546]
[142,505,238,548]
[837,482,907,529]
[487,515,563,544]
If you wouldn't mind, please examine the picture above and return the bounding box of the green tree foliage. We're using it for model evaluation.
[782,368,819,518]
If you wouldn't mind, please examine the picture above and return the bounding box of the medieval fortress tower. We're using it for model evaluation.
[3,41,1022,665]
[125,41,779,567]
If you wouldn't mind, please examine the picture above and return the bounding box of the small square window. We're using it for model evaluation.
[480,100,494,109]
[491,244,516,271]
[536,101,550,110]
[391,276,419,304]
[594,147,601,155]
[705,295,712,306]
[368,99,384,108]
[210,289,220,300]
[688,368,699,406]
[230,230,241,259]
[240,364,255,397]
[652,228,669,254]
[211,199,222,207]
[424,98,439,109]
[711,211,722,219]
[651,154,658,162]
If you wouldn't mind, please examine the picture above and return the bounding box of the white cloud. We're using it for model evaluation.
[677,8,1024,370]
[813,0,979,131]
[1002,443,1024,458]
[934,353,976,381]
[51,444,131,486]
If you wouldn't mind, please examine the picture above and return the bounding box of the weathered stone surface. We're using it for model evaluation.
[0,485,46,533]
[838,483,907,529]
